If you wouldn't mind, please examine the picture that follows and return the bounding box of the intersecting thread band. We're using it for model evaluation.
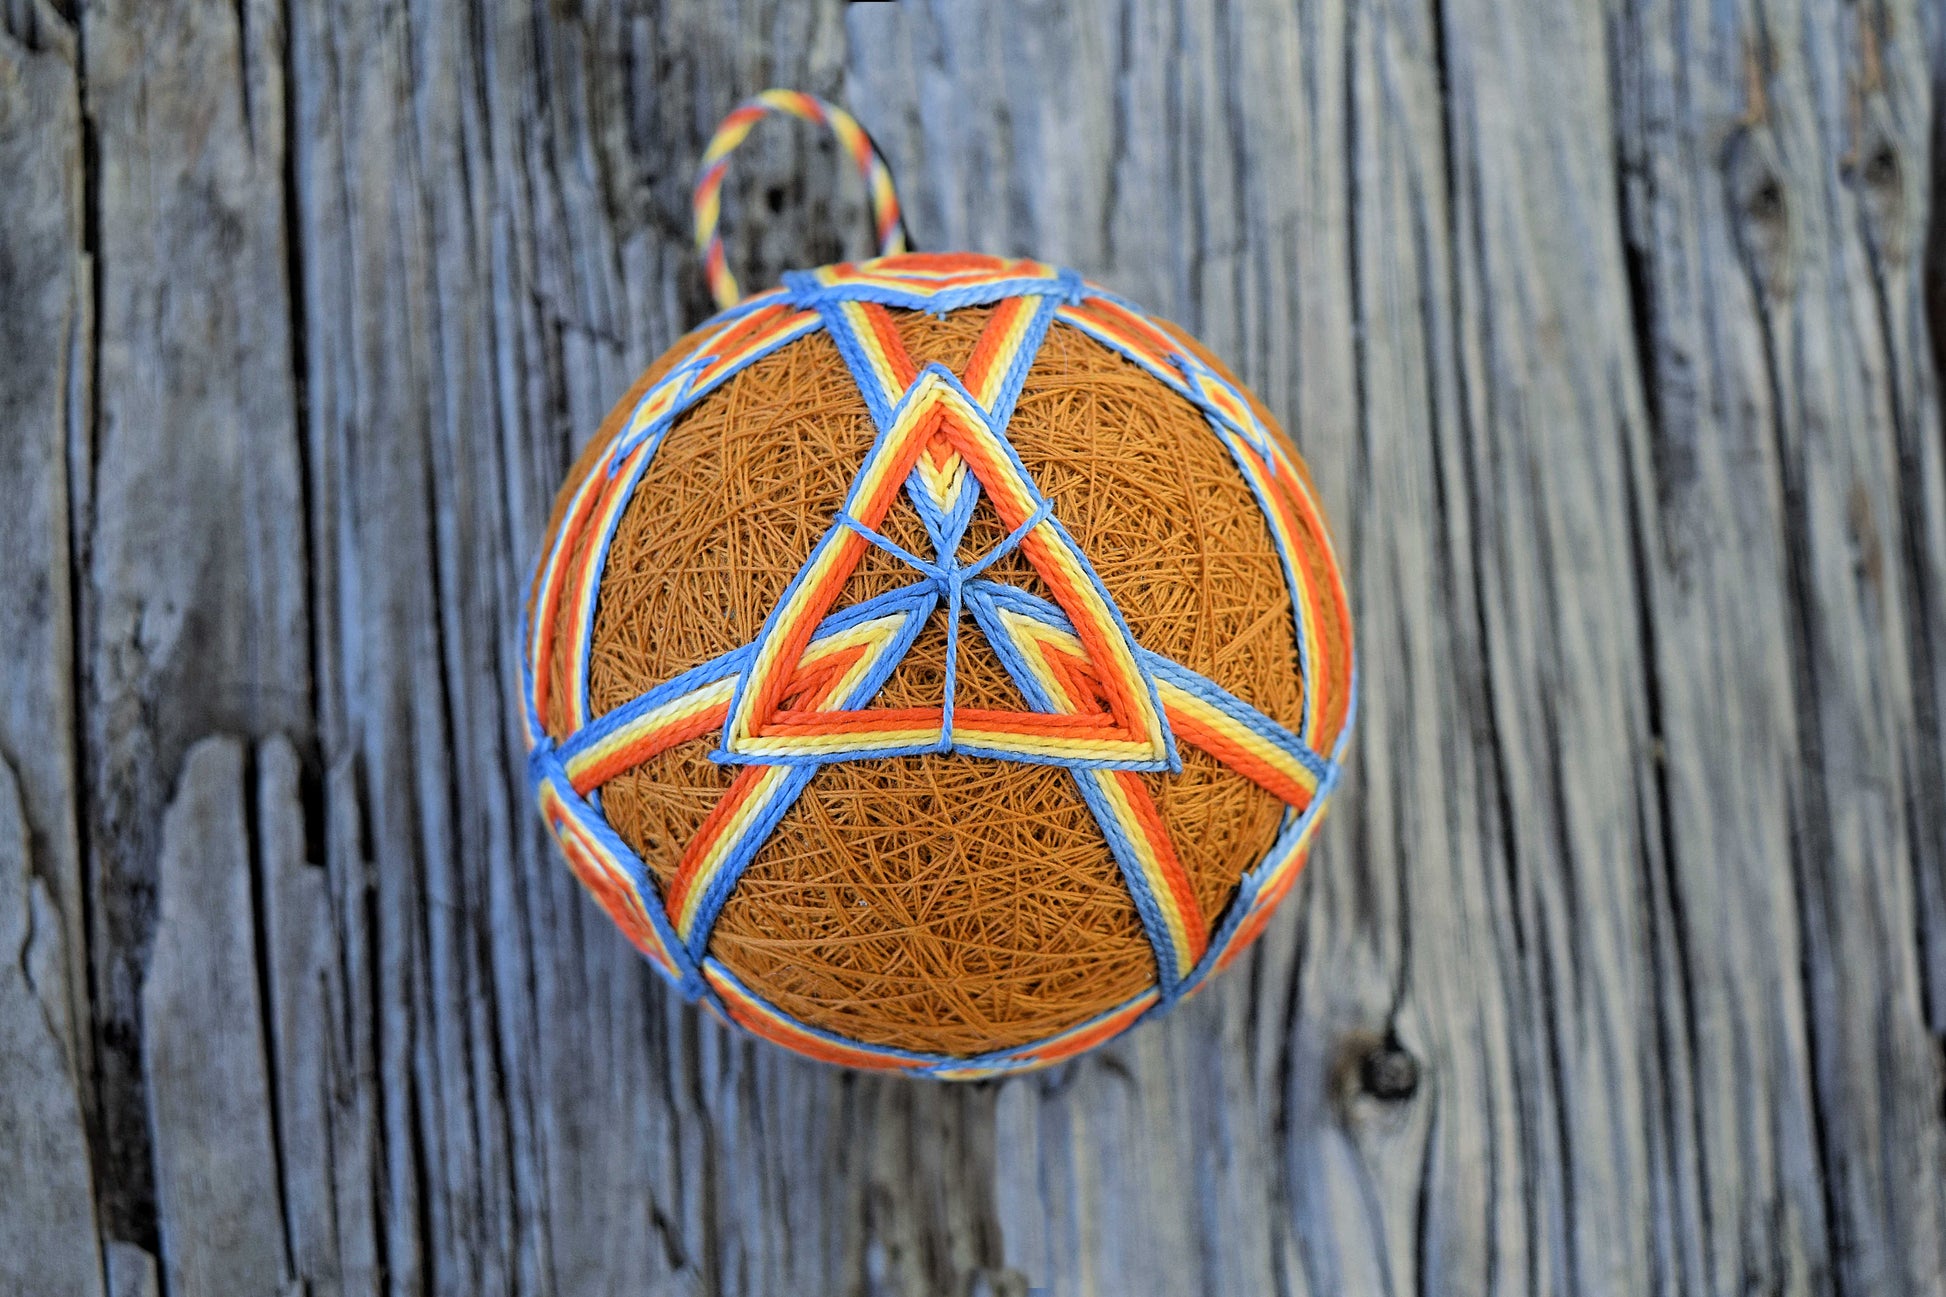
[534,290,1354,1057]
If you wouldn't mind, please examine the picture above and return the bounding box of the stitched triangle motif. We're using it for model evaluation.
[531,256,1343,999]
[715,297,1178,774]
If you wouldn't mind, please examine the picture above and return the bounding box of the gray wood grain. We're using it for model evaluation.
[0,755,105,1297]
[1,0,1942,1294]
[143,737,288,1296]
[104,1241,159,1297]
[0,0,90,1125]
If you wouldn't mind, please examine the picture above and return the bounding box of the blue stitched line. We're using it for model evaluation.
[909,361,991,556]
[887,363,1180,774]
[1052,305,1195,396]
[960,498,1052,578]
[710,740,946,768]
[814,295,902,426]
[681,763,820,961]
[530,749,708,999]
[568,581,937,765]
[984,291,1064,431]
[710,588,940,768]
[516,585,546,749]
[1170,350,1274,456]
[718,545,934,754]
[1176,759,1344,994]
[574,438,664,726]
[608,311,824,468]
[717,524,844,748]
[1067,279,1143,313]
[932,478,982,554]
[904,466,957,556]
[836,513,943,579]
[940,568,961,751]
[1144,655,1330,781]
[948,745,1174,772]
[1040,512,1183,772]
[962,574,1193,995]
[554,644,750,762]
[961,587,1056,711]
[904,454,982,557]
[784,270,1081,315]
[701,955,1157,1075]
[1070,766,1188,999]
[606,360,706,470]
[1200,417,1312,737]
[706,282,796,323]
[685,582,938,952]
[1334,666,1360,764]
[1051,299,1326,740]
[966,580,1330,774]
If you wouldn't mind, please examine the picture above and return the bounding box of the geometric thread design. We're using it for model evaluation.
[523,251,1356,1077]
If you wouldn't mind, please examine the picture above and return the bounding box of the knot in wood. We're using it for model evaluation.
[1358,1041,1420,1102]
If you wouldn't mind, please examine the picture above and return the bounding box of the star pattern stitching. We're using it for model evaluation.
[524,253,1352,1075]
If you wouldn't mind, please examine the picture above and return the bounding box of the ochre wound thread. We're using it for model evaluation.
[538,306,1339,1056]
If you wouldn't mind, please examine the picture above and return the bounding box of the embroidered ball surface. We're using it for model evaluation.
[521,251,1355,1077]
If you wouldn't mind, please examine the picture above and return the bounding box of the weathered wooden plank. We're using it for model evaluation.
[77,0,312,1245]
[1615,3,1946,1292]
[257,733,365,1297]
[1424,3,1666,1290]
[142,736,288,1295]
[0,1,1942,1294]
[0,755,105,1297]
[1920,0,1946,1048]
[103,1241,159,1297]
[0,0,91,1113]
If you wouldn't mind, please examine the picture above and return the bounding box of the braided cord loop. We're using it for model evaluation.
[693,90,907,309]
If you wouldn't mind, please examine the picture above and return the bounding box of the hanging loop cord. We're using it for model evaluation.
[693,90,909,311]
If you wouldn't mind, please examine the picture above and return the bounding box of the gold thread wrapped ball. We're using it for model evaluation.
[524,254,1353,1076]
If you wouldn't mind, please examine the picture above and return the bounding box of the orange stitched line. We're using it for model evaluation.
[665,765,769,920]
[1112,769,1209,960]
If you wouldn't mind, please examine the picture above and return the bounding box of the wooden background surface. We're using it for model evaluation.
[3,0,1944,1293]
